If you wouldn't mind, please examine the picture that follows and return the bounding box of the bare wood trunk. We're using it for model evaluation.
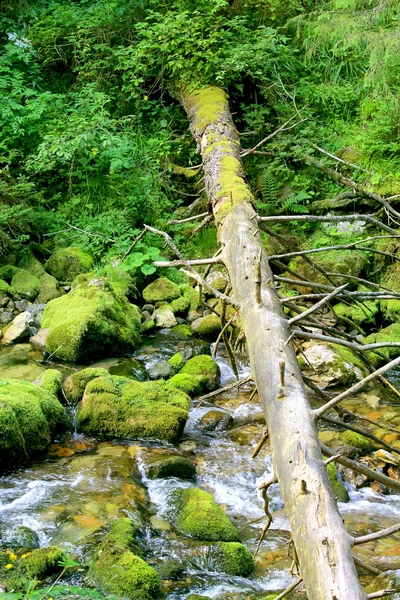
[179,86,367,600]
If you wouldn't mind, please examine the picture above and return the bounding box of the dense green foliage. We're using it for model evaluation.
[2,0,399,269]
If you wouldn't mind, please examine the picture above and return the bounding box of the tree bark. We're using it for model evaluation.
[179,86,368,600]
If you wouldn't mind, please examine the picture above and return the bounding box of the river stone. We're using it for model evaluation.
[299,342,365,388]
[191,314,221,341]
[147,456,196,480]
[6,526,40,550]
[30,327,49,352]
[198,409,233,432]
[154,307,177,328]
[0,311,13,325]
[15,300,29,312]
[2,311,34,344]
[365,569,400,594]
[27,303,46,327]
[148,361,172,380]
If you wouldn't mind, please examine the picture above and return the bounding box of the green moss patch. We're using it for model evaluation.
[215,541,254,576]
[24,546,65,579]
[364,323,400,366]
[191,314,221,341]
[168,352,185,373]
[169,373,201,396]
[45,247,93,281]
[37,272,60,303]
[334,299,379,327]
[0,279,12,296]
[326,462,349,503]
[64,367,109,404]
[142,277,181,304]
[11,270,40,300]
[341,430,373,452]
[0,379,69,471]
[90,518,161,600]
[41,279,141,361]
[77,376,190,443]
[0,265,19,282]
[179,355,220,391]
[171,324,194,339]
[174,487,239,541]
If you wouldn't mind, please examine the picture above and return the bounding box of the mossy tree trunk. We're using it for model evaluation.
[179,86,368,600]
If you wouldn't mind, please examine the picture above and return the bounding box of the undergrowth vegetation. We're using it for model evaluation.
[0,0,399,271]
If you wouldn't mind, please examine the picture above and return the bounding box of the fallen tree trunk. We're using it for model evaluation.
[179,86,367,600]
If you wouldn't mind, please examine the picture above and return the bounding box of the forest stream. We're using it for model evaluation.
[1,335,400,600]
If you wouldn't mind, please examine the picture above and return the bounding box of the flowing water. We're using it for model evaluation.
[1,336,400,598]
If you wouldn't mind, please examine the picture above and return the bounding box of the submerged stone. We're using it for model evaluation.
[147,456,196,480]
[77,376,190,443]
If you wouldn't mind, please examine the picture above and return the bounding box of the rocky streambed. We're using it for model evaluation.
[0,334,400,600]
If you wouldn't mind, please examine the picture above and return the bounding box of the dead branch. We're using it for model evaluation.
[195,376,252,408]
[255,476,277,556]
[303,154,400,220]
[312,144,375,175]
[212,316,234,357]
[293,329,400,354]
[353,556,382,576]
[258,214,400,236]
[153,257,221,267]
[190,213,213,236]
[287,284,348,325]
[252,426,269,458]
[351,522,400,546]
[168,212,208,224]
[321,444,400,492]
[315,355,400,417]
[269,235,400,264]
[181,268,240,308]
[274,577,303,600]
[367,590,396,599]
[318,414,400,457]
[241,113,308,157]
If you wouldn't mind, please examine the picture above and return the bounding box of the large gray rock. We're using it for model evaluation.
[2,311,33,344]
[148,361,172,380]
[0,311,13,325]
[154,307,177,329]
[299,342,365,388]
[30,328,49,352]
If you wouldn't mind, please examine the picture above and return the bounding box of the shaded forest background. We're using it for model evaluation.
[1,0,400,278]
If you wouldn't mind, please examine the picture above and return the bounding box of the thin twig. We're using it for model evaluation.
[288,284,348,326]
[351,523,400,546]
[168,212,208,224]
[195,376,252,408]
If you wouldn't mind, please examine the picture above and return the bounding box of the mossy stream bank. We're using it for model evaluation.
[0,337,400,599]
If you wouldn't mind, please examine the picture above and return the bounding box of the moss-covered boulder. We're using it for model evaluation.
[380,261,400,322]
[191,314,221,341]
[341,430,373,453]
[34,369,62,397]
[147,456,196,480]
[170,294,190,314]
[11,270,40,300]
[90,518,162,600]
[64,367,109,404]
[36,273,60,304]
[41,278,141,362]
[143,277,181,304]
[326,462,350,503]
[186,596,212,600]
[169,373,201,396]
[214,541,254,576]
[174,487,240,541]
[171,324,194,340]
[364,323,400,366]
[0,279,13,296]
[77,376,190,443]
[0,265,19,282]
[0,379,69,471]
[45,247,93,281]
[179,355,220,392]
[24,546,65,579]
[168,352,185,373]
